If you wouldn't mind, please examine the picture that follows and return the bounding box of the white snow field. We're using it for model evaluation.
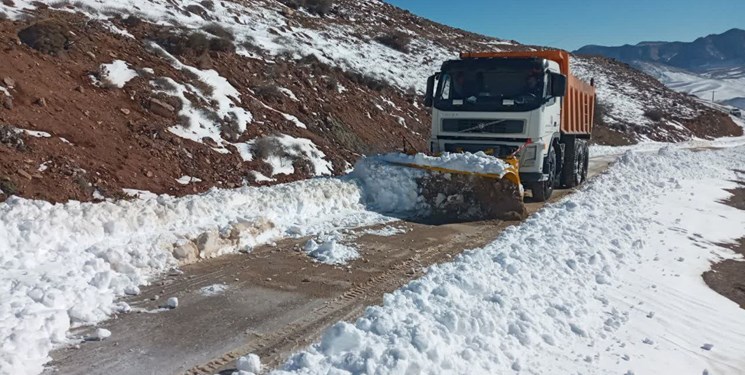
[275,146,745,375]
[637,62,745,109]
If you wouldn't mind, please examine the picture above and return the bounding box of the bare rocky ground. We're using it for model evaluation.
[703,177,745,310]
[0,0,739,203]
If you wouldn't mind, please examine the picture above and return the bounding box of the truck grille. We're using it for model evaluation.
[442,119,525,134]
[443,143,518,158]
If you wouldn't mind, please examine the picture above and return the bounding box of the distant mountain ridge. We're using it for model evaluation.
[575,28,745,75]
[575,29,745,110]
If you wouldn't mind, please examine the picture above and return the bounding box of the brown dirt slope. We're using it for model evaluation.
[0,8,431,202]
[703,181,745,310]
[0,0,738,203]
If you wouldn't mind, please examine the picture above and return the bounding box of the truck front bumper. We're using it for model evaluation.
[519,172,548,183]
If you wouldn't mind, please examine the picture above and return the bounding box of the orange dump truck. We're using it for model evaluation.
[423,49,596,201]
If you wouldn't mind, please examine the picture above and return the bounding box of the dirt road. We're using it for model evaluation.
[46,156,615,375]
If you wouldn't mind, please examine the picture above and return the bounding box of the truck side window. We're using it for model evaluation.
[441,74,451,100]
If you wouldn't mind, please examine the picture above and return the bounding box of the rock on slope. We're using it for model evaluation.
[0,0,738,202]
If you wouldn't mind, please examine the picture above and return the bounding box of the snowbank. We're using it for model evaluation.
[304,234,359,265]
[0,178,392,375]
[380,152,509,176]
[347,156,427,215]
[0,150,443,374]
[276,146,745,374]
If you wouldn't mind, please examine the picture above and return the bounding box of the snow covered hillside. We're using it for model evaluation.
[0,0,738,203]
[636,61,745,110]
[574,29,745,112]
[276,145,745,375]
[572,56,740,144]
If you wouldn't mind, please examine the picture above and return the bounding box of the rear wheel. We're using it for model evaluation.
[560,138,583,188]
[531,148,556,202]
[580,141,589,183]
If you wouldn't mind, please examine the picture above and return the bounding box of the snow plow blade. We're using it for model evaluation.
[389,156,527,222]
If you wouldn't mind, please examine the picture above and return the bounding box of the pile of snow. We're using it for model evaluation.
[0,153,447,373]
[87,328,111,341]
[304,233,359,265]
[347,152,513,217]
[99,60,138,88]
[276,146,745,374]
[233,354,262,375]
[11,127,51,138]
[380,152,509,176]
[165,297,178,309]
[347,156,428,215]
[0,177,400,374]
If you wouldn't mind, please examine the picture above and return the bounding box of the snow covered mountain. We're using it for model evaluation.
[575,28,745,73]
[575,29,745,110]
[635,61,745,110]
[0,0,738,204]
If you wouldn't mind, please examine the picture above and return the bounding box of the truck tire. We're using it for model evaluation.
[560,138,582,188]
[580,141,589,183]
[531,147,556,202]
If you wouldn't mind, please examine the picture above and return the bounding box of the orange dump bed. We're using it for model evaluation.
[460,50,595,136]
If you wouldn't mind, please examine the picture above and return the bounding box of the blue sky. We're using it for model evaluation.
[386,0,745,51]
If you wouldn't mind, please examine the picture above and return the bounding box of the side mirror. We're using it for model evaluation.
[550,73,567,97]
[424,73,438,107]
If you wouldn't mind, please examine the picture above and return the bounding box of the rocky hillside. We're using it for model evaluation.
[0,0,738,203]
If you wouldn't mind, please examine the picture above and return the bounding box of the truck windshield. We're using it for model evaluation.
[435,58,547,112]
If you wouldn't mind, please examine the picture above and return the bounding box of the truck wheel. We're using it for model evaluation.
[560,138,582,188]
[580,141,589,183]
[531,148,555,202]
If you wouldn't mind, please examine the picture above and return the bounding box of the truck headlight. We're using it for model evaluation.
[523,145,537,160]
[521,145,538,167]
